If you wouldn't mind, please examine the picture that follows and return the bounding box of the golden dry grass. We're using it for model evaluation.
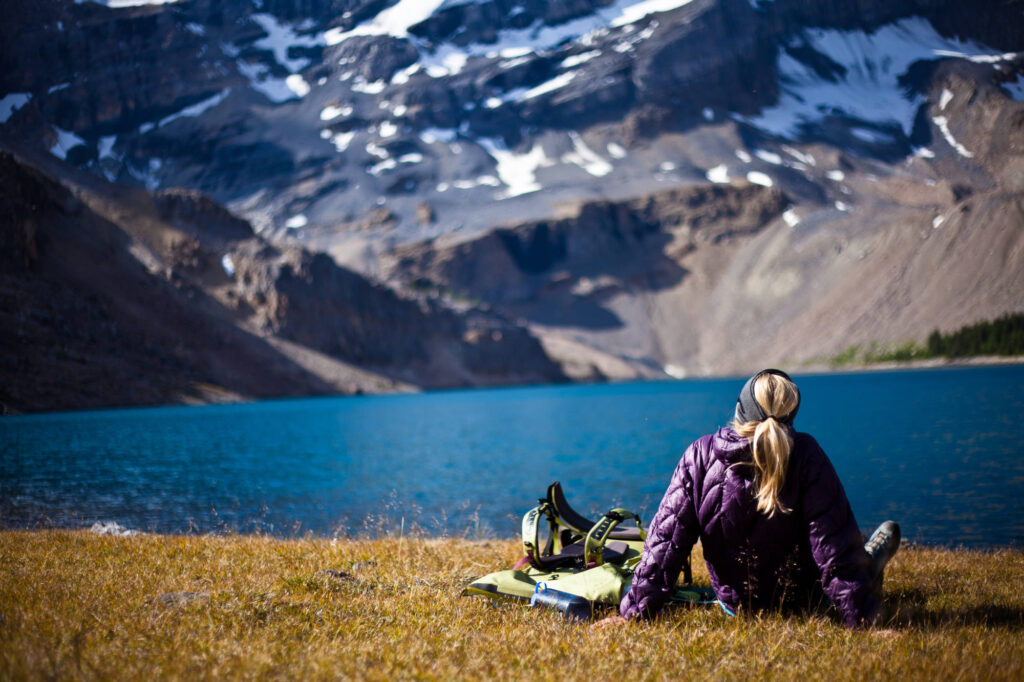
[1,530,1022,680]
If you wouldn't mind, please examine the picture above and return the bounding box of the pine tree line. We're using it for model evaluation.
[831,312,1024,366]
[926,312,1024,358]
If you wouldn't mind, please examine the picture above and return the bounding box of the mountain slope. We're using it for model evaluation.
[2,0,1023,397]
[0,145,564,413]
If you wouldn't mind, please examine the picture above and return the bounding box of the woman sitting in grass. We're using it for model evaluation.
[600,369,900,628]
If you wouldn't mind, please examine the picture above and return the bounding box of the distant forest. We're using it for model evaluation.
[832,313,1024,365]
[925,313,1024,358]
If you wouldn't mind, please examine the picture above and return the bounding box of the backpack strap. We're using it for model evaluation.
[546,480,692,582]
[546,481,645,541]
[521,501,563,568]
[584,508,645,567]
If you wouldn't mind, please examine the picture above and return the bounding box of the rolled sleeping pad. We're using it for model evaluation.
[530,583,593,622]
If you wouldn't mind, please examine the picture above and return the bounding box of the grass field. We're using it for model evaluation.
[1,530,1022,680]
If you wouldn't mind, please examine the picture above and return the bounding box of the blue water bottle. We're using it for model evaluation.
[530,582,593,622]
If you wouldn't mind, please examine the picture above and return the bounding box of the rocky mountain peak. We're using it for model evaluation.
[2,0,1022,407]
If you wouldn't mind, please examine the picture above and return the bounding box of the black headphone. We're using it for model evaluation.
[735,368,800,425]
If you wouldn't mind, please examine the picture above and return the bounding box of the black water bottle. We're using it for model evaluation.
[530,583,593,622]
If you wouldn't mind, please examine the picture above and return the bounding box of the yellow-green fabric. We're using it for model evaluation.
[464,538,645,604]
[464,562,633,604]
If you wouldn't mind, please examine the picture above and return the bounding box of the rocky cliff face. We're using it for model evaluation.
[0,148,335,413]
[225,239,563,386]
[389,183,786,304]
[2,0,1023,404]
[0,147,564,413]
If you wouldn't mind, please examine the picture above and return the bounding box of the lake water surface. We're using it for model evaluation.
[2,366,1022,546]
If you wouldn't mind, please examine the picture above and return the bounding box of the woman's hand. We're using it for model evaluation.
[591,615,627,629]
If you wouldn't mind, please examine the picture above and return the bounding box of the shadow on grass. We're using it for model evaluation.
[886,587,1024,630]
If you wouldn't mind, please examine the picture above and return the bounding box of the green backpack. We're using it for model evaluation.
[464,481,710,617]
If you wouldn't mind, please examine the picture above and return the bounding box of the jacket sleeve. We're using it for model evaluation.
[620,440,701,620]
[799,435,878,628]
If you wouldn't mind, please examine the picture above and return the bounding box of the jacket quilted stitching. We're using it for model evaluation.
[620,427,877,628]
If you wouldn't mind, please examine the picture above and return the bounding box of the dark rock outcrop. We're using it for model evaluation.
[391,183,788,307]
[0,149,564,413]
[154,189,255,244]
[0,150,338,413]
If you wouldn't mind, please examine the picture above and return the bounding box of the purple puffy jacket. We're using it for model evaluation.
[620,426,877,628]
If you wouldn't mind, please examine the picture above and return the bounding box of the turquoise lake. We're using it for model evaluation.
[2,365,1022,546]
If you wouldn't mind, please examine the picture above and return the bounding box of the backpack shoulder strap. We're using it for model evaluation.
[584,508,645,567]
[521,501,562,568]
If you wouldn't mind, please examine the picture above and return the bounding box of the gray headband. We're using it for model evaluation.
[735,368,800,425]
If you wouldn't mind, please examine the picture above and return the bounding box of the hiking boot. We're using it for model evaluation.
[864,521,901,580]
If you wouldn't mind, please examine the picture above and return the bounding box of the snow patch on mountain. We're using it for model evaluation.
[706,164,729,183]
[479,138,553,198]
[746,171,773,186]
[324,0,448,44]
[782,146,815,166]
[420,128,458,144]
[49,126,85,160]
[932,116,974,157]
[934,49,1021,64]
[237,60,300,102]
[333,132,355,152]
[562,50,602,68]
[98,135,117,159]
[664,364,686,379]
[448,175,501,191]
[743,17,1008,140]
[251,14,323,73]
[320,103,353,120]
[1003,74,1024,101]
[419,47,470,78]
[939,88,954,110]
[140,89,230,134]
[369,158,397,175]
[231,15,324,102]
[562,132,613,176]
[0,93,31,123]
[850,127,894,144]
[324,130,355,152]
[352,78,387,94]
[754,149,782,165]
[325,0,696,92]
[524,71,577,99]
[287,75,311,97]
[366,141,389,159]
[610,0,692,27]
[607,142,628,159]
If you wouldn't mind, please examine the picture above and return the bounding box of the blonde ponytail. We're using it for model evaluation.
[730,373,800,517]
